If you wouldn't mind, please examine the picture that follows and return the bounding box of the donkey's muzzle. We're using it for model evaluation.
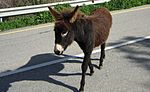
[54,44,64,55]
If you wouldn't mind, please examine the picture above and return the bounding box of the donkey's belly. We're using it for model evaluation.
[94,38,106,47]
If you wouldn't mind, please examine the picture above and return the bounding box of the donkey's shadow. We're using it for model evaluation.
[0,53,84,92]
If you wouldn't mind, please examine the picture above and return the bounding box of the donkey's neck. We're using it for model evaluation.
[72,18,93,49]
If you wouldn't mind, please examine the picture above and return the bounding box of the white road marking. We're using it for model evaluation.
[0,36,150,77]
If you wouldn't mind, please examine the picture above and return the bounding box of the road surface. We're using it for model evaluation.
[0,5,150,92]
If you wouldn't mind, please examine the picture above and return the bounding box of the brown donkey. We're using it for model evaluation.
[48,5,112,91]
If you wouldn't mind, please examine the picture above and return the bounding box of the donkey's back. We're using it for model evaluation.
[90,8,112,47]
[91,8,112,28]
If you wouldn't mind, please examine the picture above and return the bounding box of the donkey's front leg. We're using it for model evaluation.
[79,53,91,92]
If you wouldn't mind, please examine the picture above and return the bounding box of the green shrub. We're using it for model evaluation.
[0,0,149,31]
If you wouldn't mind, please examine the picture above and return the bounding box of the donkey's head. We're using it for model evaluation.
[48,6,79,55]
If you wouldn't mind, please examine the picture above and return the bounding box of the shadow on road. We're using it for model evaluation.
[114,37,150,90]
[117,38,150,70]
[0,53,83,92]
[108,36,150,70]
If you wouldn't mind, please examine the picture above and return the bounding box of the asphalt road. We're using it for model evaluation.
[0,5,150,92]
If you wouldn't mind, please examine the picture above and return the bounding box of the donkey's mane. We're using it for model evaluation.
[60,9,85,20]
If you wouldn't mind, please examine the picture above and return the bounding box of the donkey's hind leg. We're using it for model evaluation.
[88,61,94,76]
[98,43,105,69]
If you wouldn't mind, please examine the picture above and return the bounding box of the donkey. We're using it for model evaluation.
[48,5,112,91]
[92,0,94,3]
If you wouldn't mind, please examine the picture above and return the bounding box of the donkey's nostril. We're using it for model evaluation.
[54,50,60,55]
[54,50,63,55]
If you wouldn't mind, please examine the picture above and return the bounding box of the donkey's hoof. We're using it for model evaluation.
[98,65,103,70]
[89,73,93,76]
[79,88,84,92]
[103,55,105,59]
[89,71,94,76]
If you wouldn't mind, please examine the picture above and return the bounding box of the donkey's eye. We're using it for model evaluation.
[61,31,68,37]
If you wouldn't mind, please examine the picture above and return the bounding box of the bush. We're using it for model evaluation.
[0,0,150,31]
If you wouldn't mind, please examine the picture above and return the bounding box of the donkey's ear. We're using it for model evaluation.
[48,7,62,20]
[70,5,79,23]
